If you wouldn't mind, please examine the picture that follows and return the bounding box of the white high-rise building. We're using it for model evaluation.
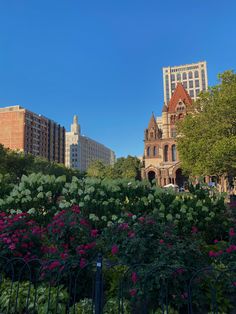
[163,61,208,104]
[65,116,116,171]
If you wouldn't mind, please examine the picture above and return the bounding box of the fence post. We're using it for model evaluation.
[95,253,103,314]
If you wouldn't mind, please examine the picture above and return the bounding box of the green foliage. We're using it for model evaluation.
[0,173,230,243]
[177,70,236,177]
[0,144,84,184]
[0,279,68,314]
[86,155,142,180]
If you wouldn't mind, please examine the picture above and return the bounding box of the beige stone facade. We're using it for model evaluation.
[163,61,208,104]
[65,116,116,171]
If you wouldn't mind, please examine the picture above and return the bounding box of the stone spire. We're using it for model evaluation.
[71,115,80,134]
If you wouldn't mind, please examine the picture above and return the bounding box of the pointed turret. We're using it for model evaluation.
[71,115,80,134]
[148,112,157,129]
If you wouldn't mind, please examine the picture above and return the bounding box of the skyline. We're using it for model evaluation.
[1,0,236,157]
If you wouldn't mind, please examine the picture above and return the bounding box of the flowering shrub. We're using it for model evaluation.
[45,205,97,266]
[0,212,44,260]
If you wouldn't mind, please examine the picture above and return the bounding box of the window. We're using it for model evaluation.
[147,147,150,157]
[194,71,199,78]
[171,74,175,81]
[189,90,194,98]
[195,80,199,88]
[196,89,200,96]
[172,145,176,161]
[183,81,187,89]
[171,83,175,91]
[171,129,176,138]
[188,71,193,79]
[177,73,181,81]
[189,80,193,88]
[164,145,168,162]
[153,146,156,156]
[182,72,187,80]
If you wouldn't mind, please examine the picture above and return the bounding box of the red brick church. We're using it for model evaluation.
[141,83,192,187]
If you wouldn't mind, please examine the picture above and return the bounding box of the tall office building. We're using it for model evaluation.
[163,61,208,104]
[65,115,116,171]
[0,106,65,163]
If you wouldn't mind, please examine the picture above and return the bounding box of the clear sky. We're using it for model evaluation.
[0,0,235,158]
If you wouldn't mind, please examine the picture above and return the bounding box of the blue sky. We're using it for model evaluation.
[0,0,235,158]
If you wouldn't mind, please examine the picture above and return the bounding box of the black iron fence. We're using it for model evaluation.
[0,255,236,313]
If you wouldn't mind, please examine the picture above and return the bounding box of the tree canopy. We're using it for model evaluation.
[0,144,84,182]
[86,155,142,180]
[177,70,236,177]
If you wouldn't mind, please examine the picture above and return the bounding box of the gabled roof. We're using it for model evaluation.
[148,113,157,129]
[167,83,192,113]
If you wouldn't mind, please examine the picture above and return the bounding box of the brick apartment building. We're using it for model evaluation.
[0,106,65,163]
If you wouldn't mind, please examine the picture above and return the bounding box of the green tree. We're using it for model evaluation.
[113,155,141,180]
[86,160,107,178]
[177,70,236,177]
[86,156,142,180]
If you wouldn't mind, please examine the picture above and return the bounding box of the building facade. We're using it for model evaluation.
[142,83,191,187]
[65,116,116,171]
[0,106,65,163]
[163,61,208,104]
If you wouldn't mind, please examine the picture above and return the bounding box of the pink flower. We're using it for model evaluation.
[229,228,235,237]
[48,261,60,270]
[209,250,217,257]
[80,219,89,227]
[129,289,137,297]
[91,229,99,237]
[111,245,119,255]
[71,205,80,214]
[191,226,198,234]
[232,282,236,287]
[118,223,129,230]
[80,258,87,269]
[131,272,138,284]
[128,231,135,238]
[77,249,86,255]
[214,239,218,244]
[138,217,145,223]
[159,239,164,244]
[9,243,16,250]
[60,253,68,260]
[127,213,133,217]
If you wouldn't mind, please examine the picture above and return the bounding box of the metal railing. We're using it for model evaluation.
[0,255,236,313]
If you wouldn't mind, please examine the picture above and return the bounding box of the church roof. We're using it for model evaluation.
[167,83,192,113]
[162,103,168,112]
[148,113,157,129]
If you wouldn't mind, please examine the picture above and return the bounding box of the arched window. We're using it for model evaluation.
[153,146,156,156]
[172,144,176,161]
[177,73,181,81]
[188,71,193,79]
[164,145,168,162]
[194,70,199,78]
[147,147,150,157]
[182,72,187,80]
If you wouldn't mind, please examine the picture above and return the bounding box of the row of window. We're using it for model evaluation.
[146,144,176,161]
[169,71,199,82]
[167,64,205,73]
